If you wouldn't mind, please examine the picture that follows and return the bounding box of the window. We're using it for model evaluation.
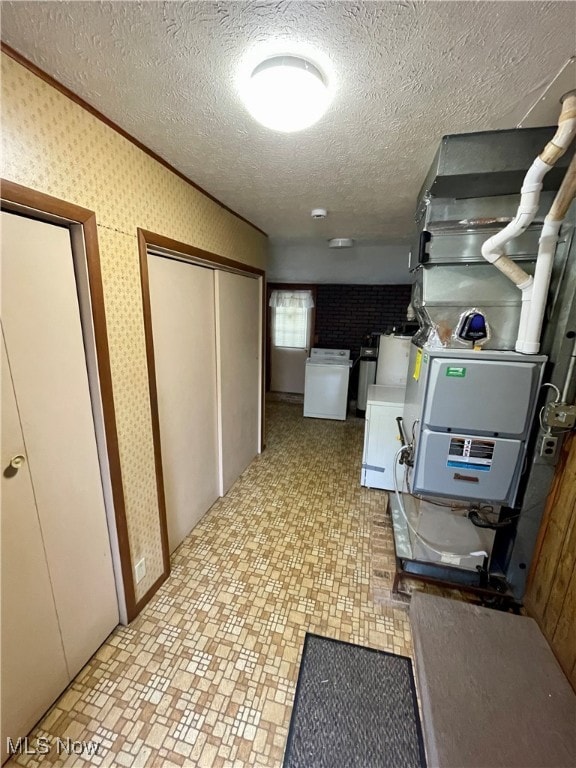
[274,305,309,348]
[269,290,314,349]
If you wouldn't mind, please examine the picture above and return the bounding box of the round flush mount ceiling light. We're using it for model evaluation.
[240,55,331,133]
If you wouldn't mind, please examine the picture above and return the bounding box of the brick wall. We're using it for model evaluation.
[314,284,413,358]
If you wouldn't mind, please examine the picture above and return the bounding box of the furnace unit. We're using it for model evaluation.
[388,93,576,601]
[405,347,545,506]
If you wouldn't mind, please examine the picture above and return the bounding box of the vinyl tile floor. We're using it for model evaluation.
[11,400,411,768]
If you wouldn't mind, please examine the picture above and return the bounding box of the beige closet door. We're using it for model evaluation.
[215,271,261,494]
[147,255,219,553]
[1,212,118,679]
[1,338,69,765]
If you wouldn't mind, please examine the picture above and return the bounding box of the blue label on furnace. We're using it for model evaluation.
[447,460,490,472]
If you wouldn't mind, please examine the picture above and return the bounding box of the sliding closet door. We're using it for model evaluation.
[1,212,118,675]
[215,271,261,494]
[1,338,69,764]
[147,255,219,553]
[1,212,118,754]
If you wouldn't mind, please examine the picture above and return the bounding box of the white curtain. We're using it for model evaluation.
[269,290,314,309]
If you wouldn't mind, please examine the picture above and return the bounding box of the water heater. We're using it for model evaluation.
[376,334,411,386]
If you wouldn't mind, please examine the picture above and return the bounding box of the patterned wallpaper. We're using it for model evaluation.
[1,52,268,603]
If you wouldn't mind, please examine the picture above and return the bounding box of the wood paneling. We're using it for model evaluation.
[525,433,576,689]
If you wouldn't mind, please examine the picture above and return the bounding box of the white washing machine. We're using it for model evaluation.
[303,348,352,421]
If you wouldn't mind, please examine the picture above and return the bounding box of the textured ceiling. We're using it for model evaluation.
[1,1,575,241]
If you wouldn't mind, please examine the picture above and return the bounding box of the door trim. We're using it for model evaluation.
[1,179,137,621]
[137,229,266,551]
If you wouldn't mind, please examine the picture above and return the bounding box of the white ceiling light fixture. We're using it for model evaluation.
[240,55,331,133]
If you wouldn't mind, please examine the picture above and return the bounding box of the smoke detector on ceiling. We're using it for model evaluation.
[328,238,354,248]
[311,208,328,219]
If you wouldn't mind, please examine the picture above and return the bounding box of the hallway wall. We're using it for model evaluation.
[1,51,268,607]
[268,238,411,284]
[314,284,412,357]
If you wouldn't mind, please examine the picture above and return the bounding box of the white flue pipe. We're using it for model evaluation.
[481,155,552,284]
[480,90,576,352]
[517,219,563,354]
[518,153,576,353]
[516,290,532,353]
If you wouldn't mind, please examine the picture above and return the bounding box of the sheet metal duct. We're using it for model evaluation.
[410,127,574,351]
[417,126,575,206]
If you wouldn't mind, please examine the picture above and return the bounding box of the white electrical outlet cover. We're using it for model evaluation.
[135,558,146,583]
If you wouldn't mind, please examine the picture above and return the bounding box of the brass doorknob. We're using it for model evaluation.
[9,454,25,470]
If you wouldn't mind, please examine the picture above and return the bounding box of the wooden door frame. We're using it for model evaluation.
[137,228,266,558]
[266,283,317,392]
[1,179,136,622]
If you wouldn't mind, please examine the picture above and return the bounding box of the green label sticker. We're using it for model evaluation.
[446,366,466,377]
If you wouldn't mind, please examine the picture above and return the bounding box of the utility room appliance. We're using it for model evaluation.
[356,347,378,417]
[376,334,412,386]
[390,109,576,600]
[391,344,545,583]
[360,333,412,486]
[404,347,546,506]
[304,348,352,421]
[361,385,405,490]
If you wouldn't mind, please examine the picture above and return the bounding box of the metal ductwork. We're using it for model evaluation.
[411,120,576,352]
[417,125,574,204]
